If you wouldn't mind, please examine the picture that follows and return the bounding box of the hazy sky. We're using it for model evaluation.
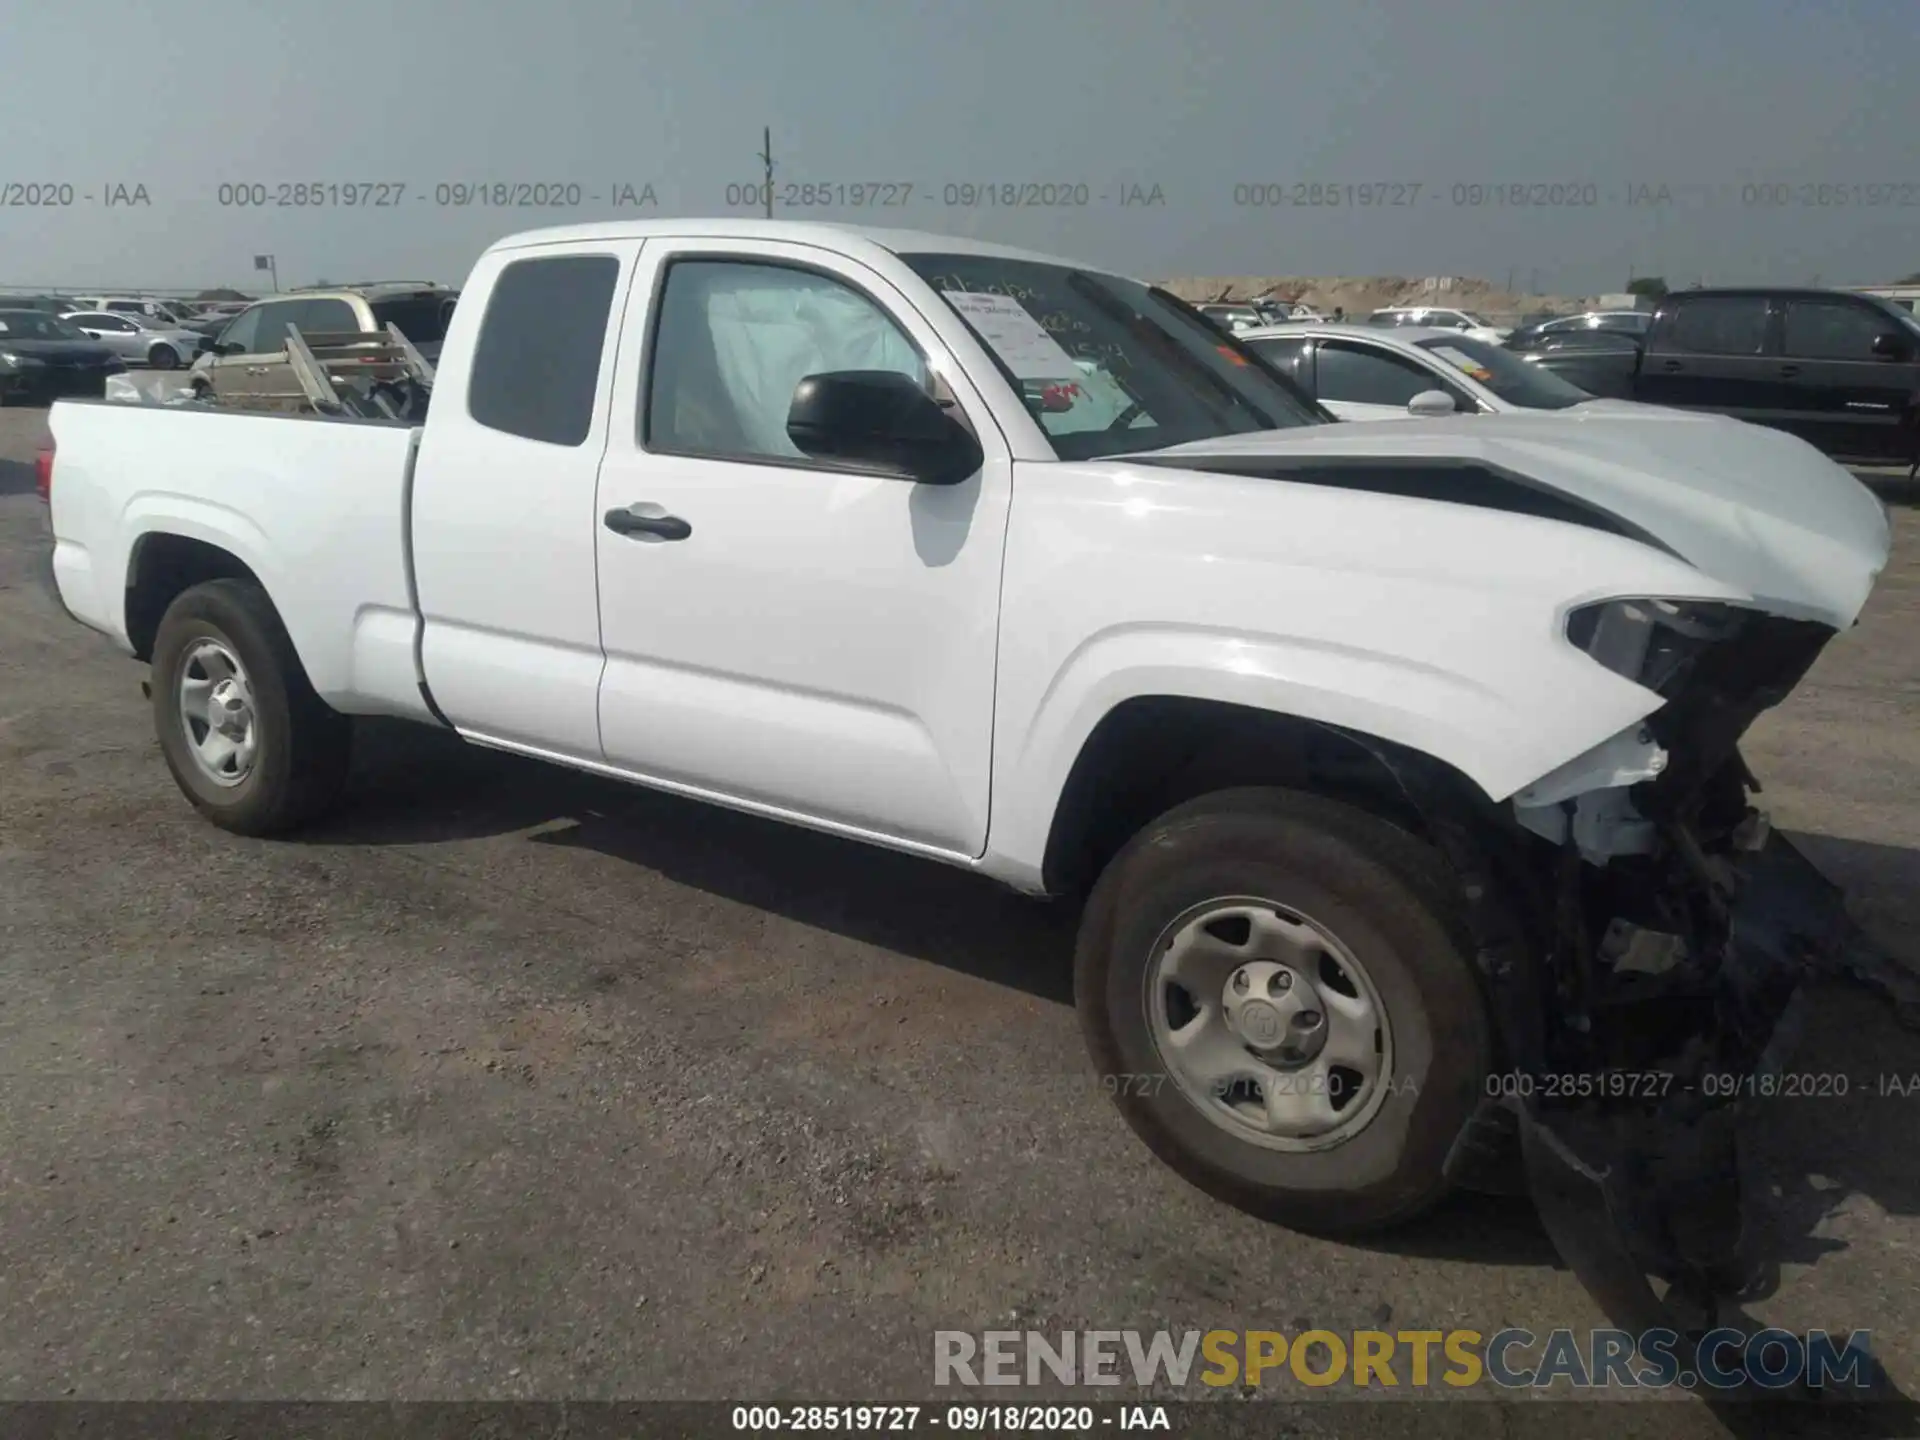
[2,0,1915,293]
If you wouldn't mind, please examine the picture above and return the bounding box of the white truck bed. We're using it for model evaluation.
[48,401,436,722]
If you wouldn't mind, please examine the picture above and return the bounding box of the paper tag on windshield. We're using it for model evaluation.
[942,291,1081,380]
[1429,346,1493,381]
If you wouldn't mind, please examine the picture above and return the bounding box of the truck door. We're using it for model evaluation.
[591,242,1013,858]
[1778,295,1919,461]
[410,240,644,759]
[205,298,304,400]
[1635,294,1783,419]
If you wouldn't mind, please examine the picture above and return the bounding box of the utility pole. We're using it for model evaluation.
[758,126,775,218]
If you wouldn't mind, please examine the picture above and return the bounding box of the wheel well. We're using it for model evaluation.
[124,534,262,661]
[1039,696,1484,896]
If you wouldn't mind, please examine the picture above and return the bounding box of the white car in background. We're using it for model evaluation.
[60,310,207,370]
[1366,306,1511,343]
[66,295,196,326]
[1242,322,1644,422]
[1195,302,1264,332]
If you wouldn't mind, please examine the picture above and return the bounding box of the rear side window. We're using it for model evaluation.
[1666,297,1769,355]
[371,295,454,345]
[469,255,619,447]
[298,298,359,334]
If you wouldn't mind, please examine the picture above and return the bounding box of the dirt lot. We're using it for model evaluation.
[1,403,1916,1428]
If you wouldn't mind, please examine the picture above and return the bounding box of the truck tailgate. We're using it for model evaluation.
[47,402,428,716]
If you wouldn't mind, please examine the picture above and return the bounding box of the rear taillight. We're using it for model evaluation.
[34,445,54,502]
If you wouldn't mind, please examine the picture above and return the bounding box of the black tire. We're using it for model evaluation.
[148,344,180,370]
[1075,786,1490,1235]
[150,578,351,835]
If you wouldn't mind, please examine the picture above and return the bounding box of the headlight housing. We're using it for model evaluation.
[0,350,46,369]
[1566,598,1750,695]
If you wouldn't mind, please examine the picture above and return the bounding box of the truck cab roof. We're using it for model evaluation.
[484,217,1108,273]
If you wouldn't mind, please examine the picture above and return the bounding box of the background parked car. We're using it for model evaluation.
[1506,309,1653,352]
[66,295,196,326]
[60,310,208,369]
[1513,287,1920,463]
[1366,306,1512,343]
[1250,299,1325,325]
[1194,302,1264,333]
[1504,327,1650,399]
[0,309,125,402]
[180,302,254,343]
[191,283,458,399]
[1242,322,1604,420]
[5,295,89,316]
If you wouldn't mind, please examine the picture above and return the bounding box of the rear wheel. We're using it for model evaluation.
[151,579,351,835]
[148,343,180,370]
[1075,786,1491,1234]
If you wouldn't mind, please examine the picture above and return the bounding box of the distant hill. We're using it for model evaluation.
[1159,274,1611,321]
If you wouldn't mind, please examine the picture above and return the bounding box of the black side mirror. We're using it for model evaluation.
[786,370,983,485]
[1871,332,1912,361]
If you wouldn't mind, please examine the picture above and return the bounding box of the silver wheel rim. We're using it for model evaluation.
[177,639,259,787]
[1145,897,1394,1152]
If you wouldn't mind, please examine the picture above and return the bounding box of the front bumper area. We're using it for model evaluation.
[1515,833,1847,1333]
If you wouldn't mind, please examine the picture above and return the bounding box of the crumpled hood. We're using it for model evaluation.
[1132,410,1893,629]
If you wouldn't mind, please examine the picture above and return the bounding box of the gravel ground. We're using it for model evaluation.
[1,403,1916,1430]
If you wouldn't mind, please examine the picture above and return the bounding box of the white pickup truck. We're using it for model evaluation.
[43,219,1891,1328]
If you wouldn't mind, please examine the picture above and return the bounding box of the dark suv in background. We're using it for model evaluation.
[1515,287,1920,464]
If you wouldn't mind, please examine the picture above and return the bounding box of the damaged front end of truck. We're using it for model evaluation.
[1374,596,1890,1340]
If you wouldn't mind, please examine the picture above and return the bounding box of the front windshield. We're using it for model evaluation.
[901,253,1323,460]
[0,310,84,340]
[1414,335,1592,410]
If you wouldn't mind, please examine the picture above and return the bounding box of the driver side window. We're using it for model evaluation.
[217,306,266,354]
[644,259,929,463]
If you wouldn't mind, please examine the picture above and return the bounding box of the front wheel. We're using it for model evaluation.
[148,344,180,370]
[151,579,351,835]
[1075,787,1491,1235]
